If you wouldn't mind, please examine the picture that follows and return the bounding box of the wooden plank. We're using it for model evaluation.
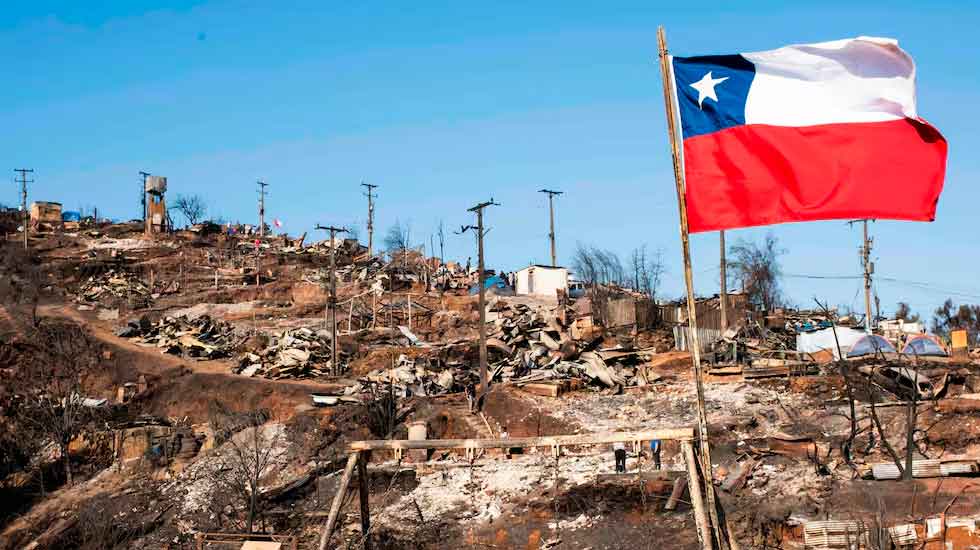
[682,440,714,550]
[317,452,359,550]
[665,477,688,511]
[357,452,372,550]
[520,382,561,397]
[348,427,695,452]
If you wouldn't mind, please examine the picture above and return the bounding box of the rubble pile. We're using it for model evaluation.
[76,269,152,307]
[484,300,662,389]
[236,327,337,379]
[352,353,472,397]
[338,300,665,401]
[118,315,240,359]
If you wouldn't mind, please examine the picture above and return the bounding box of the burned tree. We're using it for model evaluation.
[171,194,207,226]
[931,299,980,342]
[629,245,665,300]
[572,243,627,289]
[12,319,105,486]
[207,404,285,534]
[384,219,411,253]
[895,302,920,323]
[729,233,785,311]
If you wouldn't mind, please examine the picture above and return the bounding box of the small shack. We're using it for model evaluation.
[515,265,567,298]
[30,201,62,224]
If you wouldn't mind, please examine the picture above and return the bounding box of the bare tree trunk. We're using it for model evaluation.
[247,480,257,533]
[61,441,73,486]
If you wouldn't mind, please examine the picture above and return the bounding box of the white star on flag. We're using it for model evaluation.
[690,71,729,109]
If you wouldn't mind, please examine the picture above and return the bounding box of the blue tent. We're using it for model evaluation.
[902,335,948,357]
[847,334,896,358]
[62,211,82,222]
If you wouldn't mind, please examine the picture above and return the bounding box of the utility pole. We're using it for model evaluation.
[257,180,269,237]
[15,169,33,250]
[719,230,728,332]
[316,224,348,375]
[460,199,499,400]
[848,219,875,331]
[139,171,150,223]
[539,189,563,267]
[361,182,377,256]
[437,220,445,264]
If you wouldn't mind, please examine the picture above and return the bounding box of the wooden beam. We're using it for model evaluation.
[682,441,713,550]
[317,452,359,550]
[357,452,372,550]
[348,428,694,453]
[665,476,689,511]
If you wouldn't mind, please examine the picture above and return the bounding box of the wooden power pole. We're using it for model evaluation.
[848,219,874,331]
[316,224,348,375]
[361,182,377,256]
[460,199,499,398]
[139,171,150,224]
[257,180,269,237]
[539,189,563,267]
[861,220,874,331]
[15,169,33,250]
[719,230,728,332]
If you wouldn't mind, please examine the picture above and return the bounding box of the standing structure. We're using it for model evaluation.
[361,182,377,256]
[14,169,33,250]
[257,180,269,237]
[461,199,498,399]
[144,176,168,235]
[538,189,563,267]
[316,224,348,375]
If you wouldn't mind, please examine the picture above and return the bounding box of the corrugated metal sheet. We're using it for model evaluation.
[940,460,978,476]
[804,520,867,549]
[674,325,722,352]
[887,523,918,546]
[871,460,942,480]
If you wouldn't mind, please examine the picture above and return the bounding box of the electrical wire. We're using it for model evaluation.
[785,273,863,280]
[876,277,980,301]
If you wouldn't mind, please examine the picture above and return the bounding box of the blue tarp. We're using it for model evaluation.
[61,211,82,222]
[847,334,896,357]
[468,275,512,295]
[902,336,948,357]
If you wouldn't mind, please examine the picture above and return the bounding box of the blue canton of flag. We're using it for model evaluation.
[671,55,755,139]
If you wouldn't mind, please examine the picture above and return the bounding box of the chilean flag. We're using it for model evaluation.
[670,37,947,233]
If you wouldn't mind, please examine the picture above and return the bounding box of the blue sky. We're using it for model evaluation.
[3,1,978,319]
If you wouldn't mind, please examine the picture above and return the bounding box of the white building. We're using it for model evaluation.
[515,265,568,297]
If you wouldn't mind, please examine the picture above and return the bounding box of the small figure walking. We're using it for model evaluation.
[650,439,662,470]
[614,441,627,473]
[465,383,476,413]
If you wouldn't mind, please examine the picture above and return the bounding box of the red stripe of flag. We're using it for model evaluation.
[682,118,947,233]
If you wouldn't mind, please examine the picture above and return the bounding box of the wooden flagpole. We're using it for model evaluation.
[656,25,725,550]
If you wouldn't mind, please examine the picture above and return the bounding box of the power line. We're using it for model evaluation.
[877,277,980,301]
[784,273,863,280]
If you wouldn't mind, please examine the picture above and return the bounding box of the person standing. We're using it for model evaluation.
[650,439,662,470]
[613,441,627,473]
